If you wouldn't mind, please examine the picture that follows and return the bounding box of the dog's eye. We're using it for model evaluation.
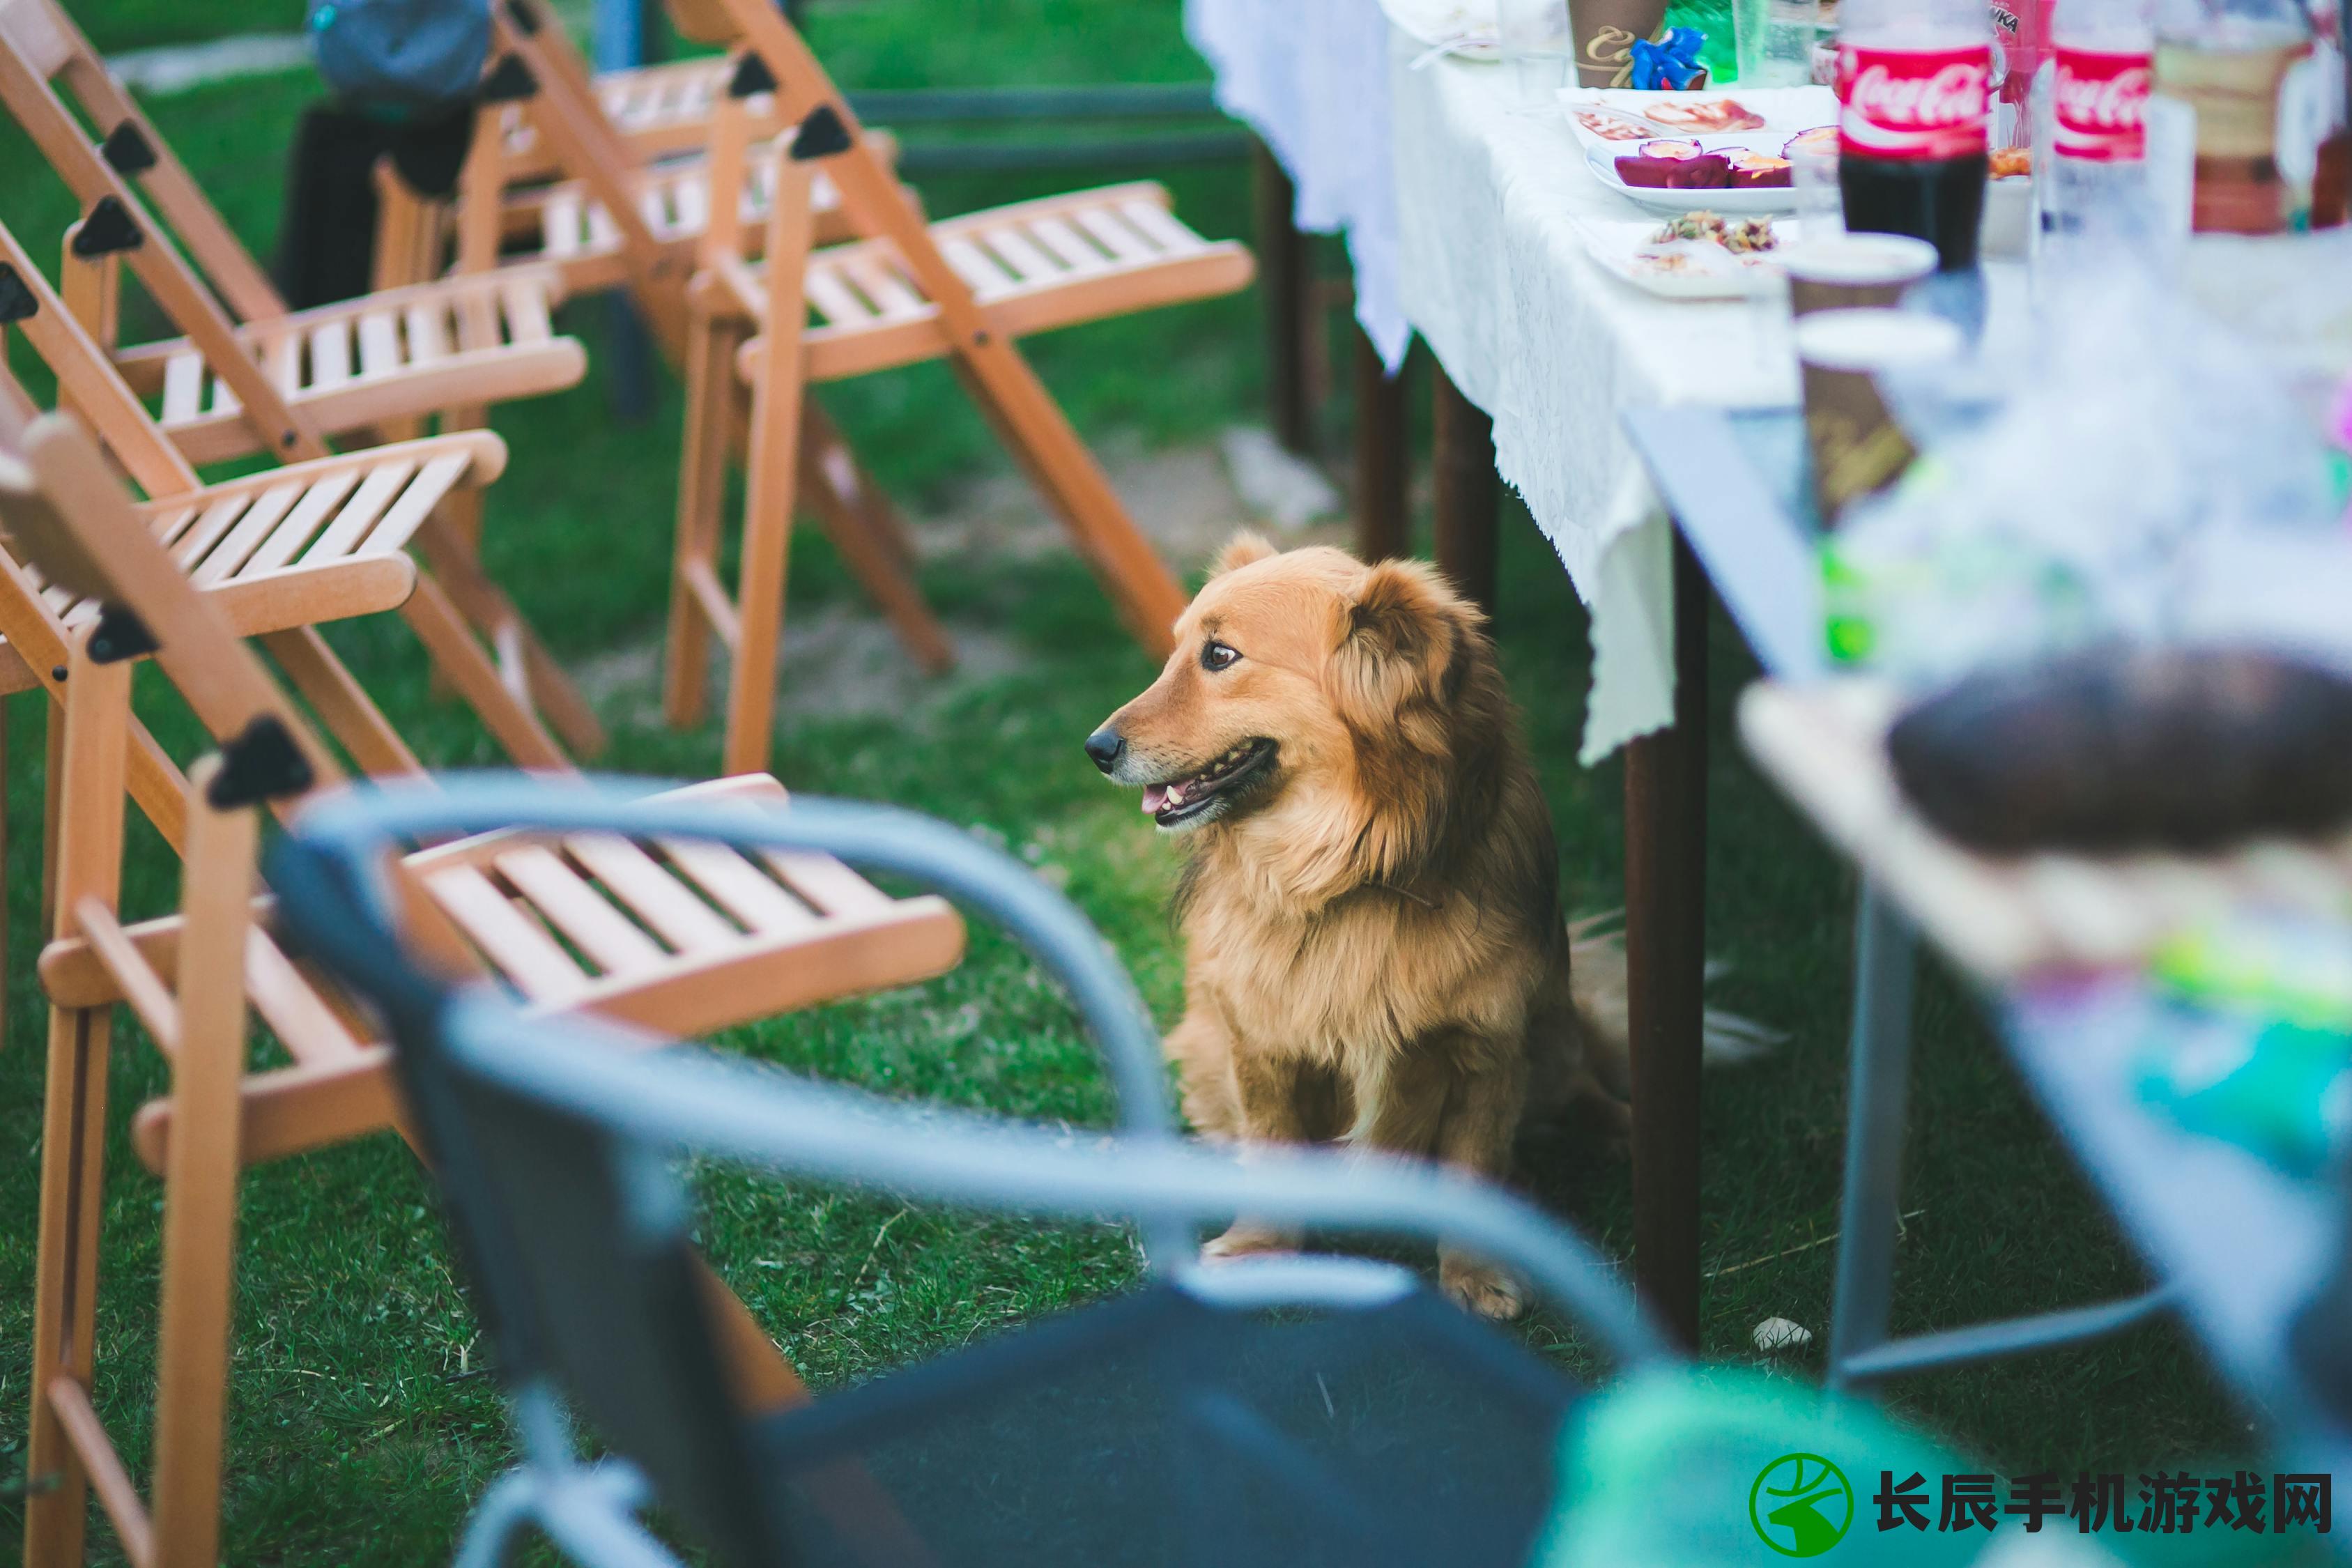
[1200,640,1240,672]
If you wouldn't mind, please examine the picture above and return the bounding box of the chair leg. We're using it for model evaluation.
[667,309,744,732]
[394,570,571,771]
[148,775,258,1568]
[23,1004,114,1568]
[798,415,954,678]
[723,337,807,778]
[25,650,134,1568]
[1827,883,1920,1393]
[953,355,1185,656]
[408,511,607,760]
[258,628,426,779]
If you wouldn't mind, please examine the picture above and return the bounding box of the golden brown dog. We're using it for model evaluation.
[1086,535,1634,1318]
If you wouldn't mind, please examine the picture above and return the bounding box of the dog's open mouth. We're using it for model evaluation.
[1141,739,1277,827]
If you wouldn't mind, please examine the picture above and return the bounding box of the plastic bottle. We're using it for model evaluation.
[2035,0,2160,249]
[1838,0,1997,268]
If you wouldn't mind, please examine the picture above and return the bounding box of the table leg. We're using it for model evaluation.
[1621,530,1709,1350]
[1251,140,1314,456]
[1431,362,1497,615]
[1351,328,1408,563]
[1827,884,1919,1392]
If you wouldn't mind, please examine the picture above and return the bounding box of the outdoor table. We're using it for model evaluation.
[1185,0,1417,557]
[1385,31,1833,1341]
[1632,403,2352,1467]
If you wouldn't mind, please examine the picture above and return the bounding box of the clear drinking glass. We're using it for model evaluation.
[1790,136,1845,231]
[1499,0,1573,100]
[1739,0,1821,82]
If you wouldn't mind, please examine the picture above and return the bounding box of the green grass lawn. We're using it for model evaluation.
[0,2,2265,1563]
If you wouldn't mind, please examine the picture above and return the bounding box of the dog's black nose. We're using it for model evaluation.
[1084,728,1126,773]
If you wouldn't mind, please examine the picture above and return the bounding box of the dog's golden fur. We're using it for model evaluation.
[1091,535,1630,1317]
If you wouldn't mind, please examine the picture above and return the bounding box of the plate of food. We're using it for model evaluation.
[1378,0,1501,61]
[1577,211,1802,298]
[1559,86,1840,149]
[1585,130,1831,213]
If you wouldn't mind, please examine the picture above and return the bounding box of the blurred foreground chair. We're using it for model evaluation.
[669,0,1254,773]
[0,0,604,756]
[0,411,967,1568]
[270,776,1673,1568]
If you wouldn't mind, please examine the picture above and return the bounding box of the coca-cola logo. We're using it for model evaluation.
[1838,43,1992,160]
[2052,46,2150,158]
[1849,57,1992,129]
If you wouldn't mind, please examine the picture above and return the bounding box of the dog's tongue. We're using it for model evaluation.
[1142,784,1169,816]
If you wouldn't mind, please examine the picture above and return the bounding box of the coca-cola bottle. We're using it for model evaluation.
[1838,0,1997,268]
[2036,0,2160,249]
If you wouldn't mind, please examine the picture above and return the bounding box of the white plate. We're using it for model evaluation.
[1585,139,1805,214]
[1576,215,1805,298]
[1378,0,1501,61]
[1558,85,1840,153]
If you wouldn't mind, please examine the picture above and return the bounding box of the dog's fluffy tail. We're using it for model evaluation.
[1567,913,1783,1101]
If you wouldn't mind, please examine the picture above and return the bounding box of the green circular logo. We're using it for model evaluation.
[1748,1452,1854,1558]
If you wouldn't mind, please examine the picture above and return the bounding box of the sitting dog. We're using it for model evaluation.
[1086,535,1636,1319]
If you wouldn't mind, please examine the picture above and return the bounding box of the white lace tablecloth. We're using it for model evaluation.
[1184,0,1411,369]
[1391,41,1807,762]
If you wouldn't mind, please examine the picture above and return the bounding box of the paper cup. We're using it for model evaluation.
[1782,232,1942,316]
[1569,0,1673,86]
[1796,307,1964,523]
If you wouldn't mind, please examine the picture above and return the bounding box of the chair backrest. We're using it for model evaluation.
[0,0,334,459]
[0,215,202,497]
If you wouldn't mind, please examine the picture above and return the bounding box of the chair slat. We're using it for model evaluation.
[308,318,354,390]
[841,256,925,319]
[939,237,1020,300]
[424,865,590,1004]
[161,352,205,424]
[804,266,875,327]
[495,845,666,976]
[405,302,451,365]
[1027,216,1114,276]
[359,450,475,556]
[981,226,1061,286]
[1119,199,1204,256]
[179,482,299,574]
[355,311,403,380]
[194,468,361,585]
[158,495,245,562]
[659,839,820,935]
[500,279,555,344]
[147,505,204,550]
[289,459,420,568]
[585,202,621,253]
[1073,206,1155,265]
[758,849,893,918]
[544,189,584,258]
[562,833,740,953]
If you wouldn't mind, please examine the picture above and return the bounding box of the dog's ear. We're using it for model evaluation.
[1209,531,1276,578]
[1334,559,1466,723]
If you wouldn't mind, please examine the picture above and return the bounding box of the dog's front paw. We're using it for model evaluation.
[1200,1222,1301,1263]
[1440,1252,1526,1321]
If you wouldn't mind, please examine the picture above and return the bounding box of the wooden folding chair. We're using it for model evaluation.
[670,3,1253,773]
[3,411,967,1568]
[0,0,605,760]
[403,10,955,682]
[0,213,591,773]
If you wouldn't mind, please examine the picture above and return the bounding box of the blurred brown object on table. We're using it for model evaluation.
[1794,307,1962,523]
[1887,645,2352,853]
[2151,0,2308,236]
[1571,0,1676,86]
